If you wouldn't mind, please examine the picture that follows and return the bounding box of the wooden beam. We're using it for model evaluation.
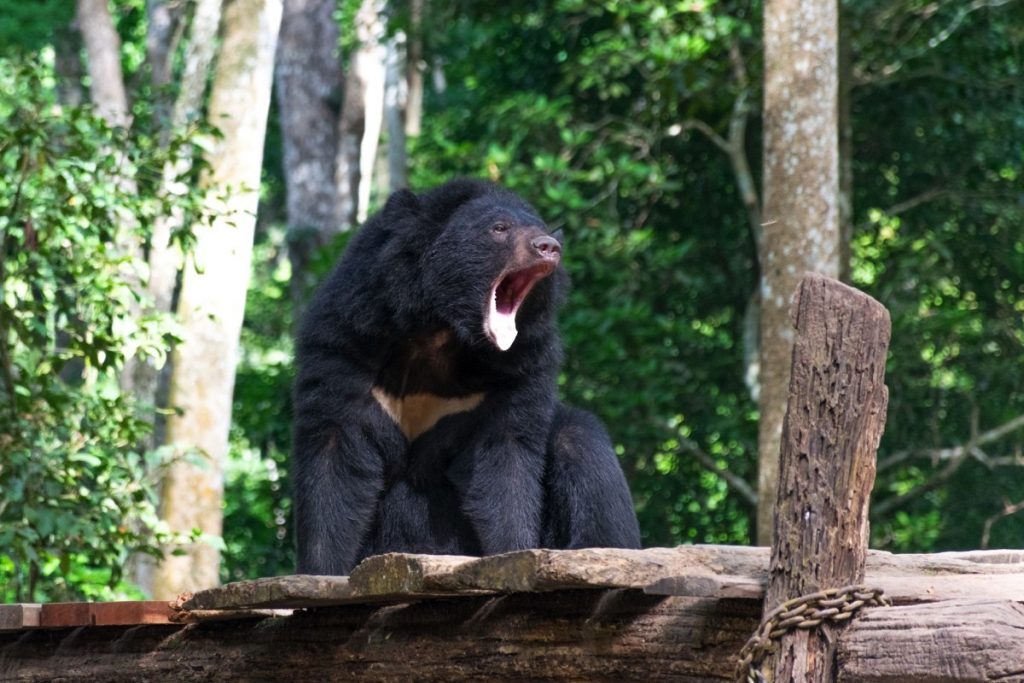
[763,274,891,682]
[4,591,1023,681]
[177,546,1024,612]
[838,600,1024,682]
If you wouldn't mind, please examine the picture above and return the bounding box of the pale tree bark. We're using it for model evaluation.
[276,0,345,309]
[335,0,387,228]
[123,0,222,429]
[384,32,409,192]
[757,0,841,544]
[76,0,130,127]
[354,0,388,223]
[151,0,282,600]
[129,0,224,598]
[404,0,424,137]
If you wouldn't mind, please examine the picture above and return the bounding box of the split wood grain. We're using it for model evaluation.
[764,274,891,682]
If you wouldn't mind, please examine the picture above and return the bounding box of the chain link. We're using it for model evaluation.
[736,584,890,683]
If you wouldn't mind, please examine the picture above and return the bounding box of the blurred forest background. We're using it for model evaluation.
[1,0,1022,602]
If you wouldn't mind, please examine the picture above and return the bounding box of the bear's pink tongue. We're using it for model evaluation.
[487,289,518,351]
[485,263,555,351]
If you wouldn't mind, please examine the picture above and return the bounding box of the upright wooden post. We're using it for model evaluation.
[763,274,891,682]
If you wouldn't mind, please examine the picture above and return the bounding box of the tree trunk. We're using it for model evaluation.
[126,0,224,598]
[131,0,223,413]
[276,0,345,311]
[384,33,409,192]
[335,0,385,229]
[354,0,388,223]
[838,7,854,284]
[145,0,183,129]
[404,0,424,137]
[757,0,841,544]
[76,0,130,127]
[151,0,282,600]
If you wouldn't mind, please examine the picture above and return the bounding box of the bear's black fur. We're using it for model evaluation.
[293,179,641,575]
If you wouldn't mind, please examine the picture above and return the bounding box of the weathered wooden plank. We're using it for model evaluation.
[838,600,1024,683]
[39,603,91,628]
[347,553,483,594]
[176,546,1024,612]
[645,569,1024,603]
[90,601,175,626]
[453,546,746,592]
[182,574,353,610]
[763,274,891,682]
[0,605,41,631]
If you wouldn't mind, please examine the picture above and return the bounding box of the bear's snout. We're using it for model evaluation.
[531,235,562,263]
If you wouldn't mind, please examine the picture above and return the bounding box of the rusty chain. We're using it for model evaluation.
[736,584,890,683]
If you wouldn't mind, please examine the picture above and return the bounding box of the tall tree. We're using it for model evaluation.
[152,0,282,599]
[75,0,130,126]
[275,0,345,309]
[353,0,387,223]
[335,0,389,229]
[129,0,225,597]
[404,0,424,137]
[384,31,409,191]
[129,0,224,414]
[757,0,842,543]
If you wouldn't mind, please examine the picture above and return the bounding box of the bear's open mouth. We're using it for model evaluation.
[485,262,556,351]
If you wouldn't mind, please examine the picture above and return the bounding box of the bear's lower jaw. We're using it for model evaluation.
[485,262,556,351]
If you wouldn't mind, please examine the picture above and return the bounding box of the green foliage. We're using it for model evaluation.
[230,0,1022,572]
[411,0,759,547]
[3,0,1021,598]
[0,56,207,600]
[848,0,1024,549]
[0,0,73,56]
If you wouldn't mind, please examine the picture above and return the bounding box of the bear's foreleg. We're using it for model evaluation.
[541,404,642,550]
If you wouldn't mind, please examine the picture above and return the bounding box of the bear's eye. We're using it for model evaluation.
[492,222,509,233]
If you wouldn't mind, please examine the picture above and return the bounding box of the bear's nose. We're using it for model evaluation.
[531,235,561,260]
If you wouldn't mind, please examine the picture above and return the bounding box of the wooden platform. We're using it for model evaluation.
[2,546,1023,682]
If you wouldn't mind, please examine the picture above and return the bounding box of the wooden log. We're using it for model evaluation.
[763,274,891,682]
[646,548,1024,603]
[838,600,1024,683]
[3,591,1022,682]
[0,591,764,682]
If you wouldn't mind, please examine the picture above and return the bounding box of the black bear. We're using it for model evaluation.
[292,179,641,575]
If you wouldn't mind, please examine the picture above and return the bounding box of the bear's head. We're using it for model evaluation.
[377,180,567,353]
[425,188,564,351]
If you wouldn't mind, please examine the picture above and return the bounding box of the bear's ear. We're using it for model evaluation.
[382,188,421,216]
[551,228,565,244]
[418,177,494,223]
